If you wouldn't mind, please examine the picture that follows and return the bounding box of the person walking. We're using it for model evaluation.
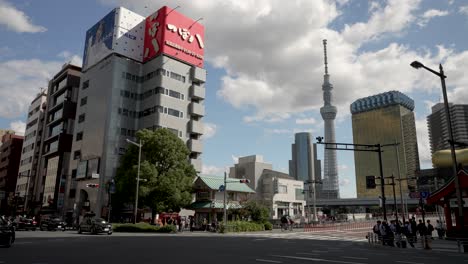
[417,220,427,249]
[410,217,418,243]
[403,221,415,248]
[426,220,434,249]
[435,220,444,239]
[373,221,382,243]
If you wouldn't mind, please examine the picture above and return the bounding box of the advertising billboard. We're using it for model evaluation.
[86,158,100,179]
[113,7,146,62]
[83,9,116,70]
[144,6,205,67]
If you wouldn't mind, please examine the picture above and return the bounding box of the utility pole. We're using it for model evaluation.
[377,144,387,221]
[223,171,227,228]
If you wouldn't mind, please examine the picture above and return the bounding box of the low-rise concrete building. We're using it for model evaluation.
[258,169,305,221]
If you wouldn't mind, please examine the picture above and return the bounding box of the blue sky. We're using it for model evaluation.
[1,0,468,198]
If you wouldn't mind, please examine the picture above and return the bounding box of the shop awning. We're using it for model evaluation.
[188,200,243,210]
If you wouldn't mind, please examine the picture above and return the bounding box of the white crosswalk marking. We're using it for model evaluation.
[225,232,367,242]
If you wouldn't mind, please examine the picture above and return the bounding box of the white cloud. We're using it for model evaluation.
[0,0,46,33]
[338,164,349,171]
[202,122,218,139]
[342,0,421,46]
[0,59,62,118]
[9,120,25,135]
[97,0,468,128]
[201,164,226,175]
[459,5,468,16]
[231,155,239,164]
[57,51,83,67]
[296,118,317,125]
[339,177,351,186]
[417,9,449,27]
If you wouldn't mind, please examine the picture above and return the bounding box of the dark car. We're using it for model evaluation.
[13,217,37,231]
[0,216,15,247]
[40,217,66,231]
[78,213,112,235]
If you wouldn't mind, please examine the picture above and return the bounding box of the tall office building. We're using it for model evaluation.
[428,103,468,155]
[351,91,420,198]
[289,132,321,183]
[66,6,206,216]
[16,91,47,212]
[35,63,81,213]
[319,40,339,199]
[0,133,24,215]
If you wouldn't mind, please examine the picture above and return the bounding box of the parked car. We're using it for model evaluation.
[78,213,112,235]
[0,216,15,247]
[13,217,37,231]
[40,217,66,231]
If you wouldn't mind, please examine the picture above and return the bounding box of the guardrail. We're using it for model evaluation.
[457,239,468,253]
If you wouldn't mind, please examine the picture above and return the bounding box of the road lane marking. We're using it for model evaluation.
[342,257,368,260]
[253,239,268,241]
[297,253,320,256]
[271,255,365,264]
[256,259,282,263]
[395,261,424,264]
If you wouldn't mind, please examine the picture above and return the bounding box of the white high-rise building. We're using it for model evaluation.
[319,40,339,199]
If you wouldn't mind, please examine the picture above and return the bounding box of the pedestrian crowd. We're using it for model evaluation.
[371,217,445,250]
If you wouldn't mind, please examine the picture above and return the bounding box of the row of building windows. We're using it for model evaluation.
[24,130,37,142]
[28,105,40,118]
[22,143,35,154]
[120,87,185,101]
[121,68,186,84]
[20,156,33,166]
[118,106,184,119]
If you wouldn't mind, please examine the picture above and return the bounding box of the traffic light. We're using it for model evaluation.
[239,179,250,183]
[86,183,99,188]
[366,176,376,189]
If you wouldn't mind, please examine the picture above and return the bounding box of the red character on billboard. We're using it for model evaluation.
[143,6,204,67]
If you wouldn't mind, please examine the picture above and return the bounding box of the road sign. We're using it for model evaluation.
[420,191,430,199]
[219,185,225,192]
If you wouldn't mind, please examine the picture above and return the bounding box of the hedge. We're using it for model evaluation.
[113,223,176,233]
[220,221,266,233]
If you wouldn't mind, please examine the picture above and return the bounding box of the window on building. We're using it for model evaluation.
[78,114,85,123]
[76,132,83,141]
[169,90,181,99]
[82,80,89,90]
[73,150,81,160]
[168,108,180,118]
[69,189,76,198]
[72,169,77,179]
[120,128,127,136]
[278,185,287,194]
[80,97,87,106]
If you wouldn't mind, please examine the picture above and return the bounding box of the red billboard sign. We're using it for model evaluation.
[144,6,205,67]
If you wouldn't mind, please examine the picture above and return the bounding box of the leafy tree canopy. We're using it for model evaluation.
[114,129,197,214]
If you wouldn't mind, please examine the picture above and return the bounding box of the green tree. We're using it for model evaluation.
[240,200,270,223]
[114,129,196,218]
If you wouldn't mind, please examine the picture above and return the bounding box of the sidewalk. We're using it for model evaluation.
[415,238,462,253]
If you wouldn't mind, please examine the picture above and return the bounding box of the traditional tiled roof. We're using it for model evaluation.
[196,174,255,193]
[350,90,414,114]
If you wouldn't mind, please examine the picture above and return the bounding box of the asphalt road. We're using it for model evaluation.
[1,231,466,264]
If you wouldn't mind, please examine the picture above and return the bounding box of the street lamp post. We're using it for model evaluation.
[410,61,464,230]
[126,138,142,224]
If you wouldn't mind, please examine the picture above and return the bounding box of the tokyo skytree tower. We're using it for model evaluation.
[320,39,339,199]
